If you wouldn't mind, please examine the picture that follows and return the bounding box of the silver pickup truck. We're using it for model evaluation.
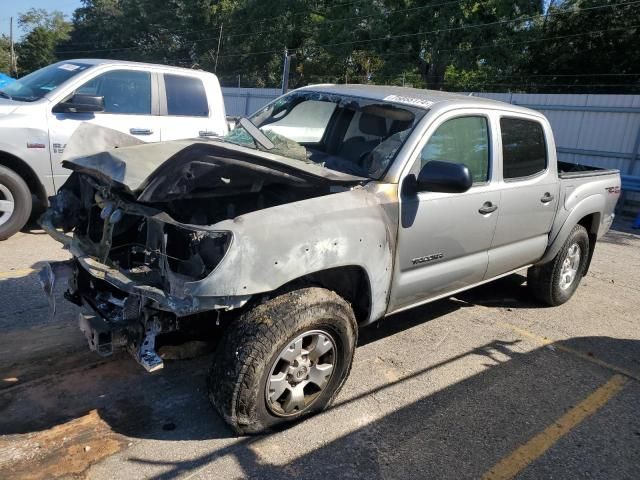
[40,85,620,434]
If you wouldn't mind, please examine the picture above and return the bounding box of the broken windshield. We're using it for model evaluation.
[223,91,426,180]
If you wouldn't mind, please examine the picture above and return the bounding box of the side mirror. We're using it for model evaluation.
[416,160,472,193]
[53,94,105,114]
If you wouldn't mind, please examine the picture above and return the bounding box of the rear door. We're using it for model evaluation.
[47,68,161,186]
[484,115,559,279]
[388,110,500,312]
[158,73,212,141]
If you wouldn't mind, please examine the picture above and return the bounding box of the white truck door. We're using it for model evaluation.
[484,115,560,279]
[47,69,161,188]
[158,73,213,141]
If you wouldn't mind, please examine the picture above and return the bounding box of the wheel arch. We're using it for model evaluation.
[538,194,604,268]
[0,150,48,210]
[576,212,599,274]
[260,265,373,326]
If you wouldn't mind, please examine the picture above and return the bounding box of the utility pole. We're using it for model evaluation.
[9,17,17,77]
[281,47,291,94]
[214,24,223,73]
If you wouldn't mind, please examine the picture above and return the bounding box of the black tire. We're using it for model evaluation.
[0,165,32,241]
[527,224,590,306]
[208,287,357,435]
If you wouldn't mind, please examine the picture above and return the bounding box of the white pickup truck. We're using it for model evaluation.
[0,59,228,239]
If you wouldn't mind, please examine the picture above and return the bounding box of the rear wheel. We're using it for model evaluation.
[208,287,357,435]
[0,165,32,240]
[527,224,590,306]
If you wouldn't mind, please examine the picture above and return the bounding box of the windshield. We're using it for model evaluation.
[223,91,427,180]
[0,61,91,102]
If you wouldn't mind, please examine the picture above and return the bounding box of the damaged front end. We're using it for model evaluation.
[40,173,243,371]
[39,130,365,372]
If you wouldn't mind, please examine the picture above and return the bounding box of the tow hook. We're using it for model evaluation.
[132,317,164,372]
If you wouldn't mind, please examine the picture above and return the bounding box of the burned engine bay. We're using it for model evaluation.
[40,140,367,371]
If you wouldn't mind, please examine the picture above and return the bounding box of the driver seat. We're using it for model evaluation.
[338,113,388,162]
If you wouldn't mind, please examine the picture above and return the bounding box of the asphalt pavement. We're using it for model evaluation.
[0,220,639,479]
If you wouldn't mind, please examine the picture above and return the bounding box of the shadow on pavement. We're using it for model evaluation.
[1,262,638,479]
[123,336,640,480]
[2,327,638,478]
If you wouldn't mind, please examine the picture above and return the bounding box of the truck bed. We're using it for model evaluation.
[558,160,619,179]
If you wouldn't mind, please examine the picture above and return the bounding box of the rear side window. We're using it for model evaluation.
[420,116,490,183]
[164,74,209,117]
[500,118,547,179]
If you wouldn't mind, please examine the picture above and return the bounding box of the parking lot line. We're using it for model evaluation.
[482,374,628,480]
[0,268,34,280]
[496,320,640,382]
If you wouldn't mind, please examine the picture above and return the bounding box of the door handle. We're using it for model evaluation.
[478,202,498,215]
[199,130,217,137]
[129,128,154,135]
[541,192,554,203]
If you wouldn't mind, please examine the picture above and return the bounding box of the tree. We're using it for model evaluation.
[61,0,218,67]
[17,9,73,74]
[522,0,640,93]
[47,0,639,93]
[0,36,11,74]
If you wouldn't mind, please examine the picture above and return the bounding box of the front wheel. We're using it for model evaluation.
[208,287,357,435]
[0,165,32,240]
[527,224,590,306]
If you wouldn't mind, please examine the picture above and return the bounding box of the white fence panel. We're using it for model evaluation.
[222,87,282,118]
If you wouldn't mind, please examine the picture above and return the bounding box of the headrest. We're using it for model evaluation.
[389,119,413,136]
[359,113,387,136]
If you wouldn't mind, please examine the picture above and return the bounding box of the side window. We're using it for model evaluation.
[76,70,151,115]
[164,74,209,117]
[262,100,336,143]
[500,117,547,179]
[419,116,490,183]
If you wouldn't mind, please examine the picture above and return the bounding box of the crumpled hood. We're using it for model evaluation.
[62,125,366,201]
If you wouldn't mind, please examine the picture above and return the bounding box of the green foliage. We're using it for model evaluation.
[521,0,640,92]
[10,0,640,92]
[0,36,11,74]
[17,9,72,74]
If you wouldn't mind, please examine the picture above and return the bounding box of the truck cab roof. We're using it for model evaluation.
[59,58,216,77]
[296,84,542,118]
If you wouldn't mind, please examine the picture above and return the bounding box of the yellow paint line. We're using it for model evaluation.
[0,268,35,279]
[496,320,640,382]
[482,374,627,480]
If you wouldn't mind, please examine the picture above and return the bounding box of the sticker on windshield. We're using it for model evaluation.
[384,94,434,108]
[58,63,80,71]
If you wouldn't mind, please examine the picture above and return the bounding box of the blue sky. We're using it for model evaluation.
[0,0,82,38]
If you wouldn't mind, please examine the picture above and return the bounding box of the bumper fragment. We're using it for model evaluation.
[78,312,128,357]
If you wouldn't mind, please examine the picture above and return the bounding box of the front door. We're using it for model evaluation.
[388,113,500,313]
[47,69,161,189]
